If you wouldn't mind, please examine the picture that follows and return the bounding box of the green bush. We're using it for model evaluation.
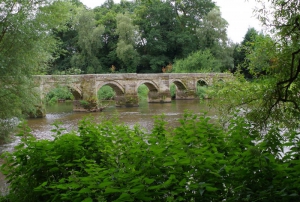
[170,83,176,99]
[173,50,221,73]
[137,84,149,101]
[1,113,300,201]
[45,86,74,105]
[97,86,116,100]
[196,85,212,99]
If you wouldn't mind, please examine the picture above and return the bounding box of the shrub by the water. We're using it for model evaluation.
[196,85,211,99]
[137,84,149,101]
[170,83,176,99]
[97,86,116,100]
[45,86,74,105]
[1,113,300,201]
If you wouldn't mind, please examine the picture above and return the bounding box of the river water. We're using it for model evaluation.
[1,100,217,152]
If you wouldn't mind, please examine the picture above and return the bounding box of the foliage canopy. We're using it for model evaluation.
[215,0,300,130]
[0,0,71,139]
[51,0,233,74]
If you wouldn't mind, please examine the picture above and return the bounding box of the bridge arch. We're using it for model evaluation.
[170,79,188,91]
[169,79,193,100]
[136,80,159,93]
[69,85,82,100]
[97,81,125,96]
[196,79,208,87]
[43,84,82,100]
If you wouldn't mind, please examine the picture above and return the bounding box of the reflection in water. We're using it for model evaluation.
[1,100,216,152]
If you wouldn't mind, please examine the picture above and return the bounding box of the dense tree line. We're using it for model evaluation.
[51,0,235,74]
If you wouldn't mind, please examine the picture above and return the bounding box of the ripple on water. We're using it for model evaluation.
[0,137,21,153]
[45,112,73,120]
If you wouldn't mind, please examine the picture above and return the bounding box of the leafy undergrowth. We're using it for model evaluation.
[1,113,300,202]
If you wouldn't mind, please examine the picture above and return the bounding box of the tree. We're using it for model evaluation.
[93,0,136,72]
[134,0,179,72]
[233,27,260,78]
[71,8,105,74]
[116,13,140,72]
[197,7,228,50]
[249,0,300,128]
[171,0,215,32]
[0,0,71,139]
[245,34,276,77]
[134,0,215,72]
[216,0,300,129]
[196,7,233,72]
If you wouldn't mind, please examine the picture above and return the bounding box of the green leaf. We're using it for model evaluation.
[148,185,161,190]
[116,193,132,201]
[163,161,176,166]
[179,178,186,186]
[79,188,91,194]
[82,197,93,202]
[104,188,121,194]
[206,186,218,192]
[49,167,59,172]
[130,185,144,193]
[41,181,48,186]
[178,158,190,165]
[99,181,114,188]
[144,178,155,184]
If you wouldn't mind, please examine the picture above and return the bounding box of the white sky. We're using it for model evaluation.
[80,0,263,43]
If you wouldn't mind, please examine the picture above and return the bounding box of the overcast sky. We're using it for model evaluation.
[80,0,263,43]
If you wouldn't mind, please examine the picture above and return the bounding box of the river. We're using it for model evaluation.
[1,100,217,152]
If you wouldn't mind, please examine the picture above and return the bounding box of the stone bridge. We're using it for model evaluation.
[34,73,231,111]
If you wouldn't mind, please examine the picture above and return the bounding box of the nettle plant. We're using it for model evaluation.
[1,113,300,202]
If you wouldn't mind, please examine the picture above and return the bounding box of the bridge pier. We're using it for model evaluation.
[148,91,172,103]
[115,94,139,107]
[175,90,196,99]
[73,100,86,112]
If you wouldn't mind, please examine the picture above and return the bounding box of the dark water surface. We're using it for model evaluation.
[1,100,217,152]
